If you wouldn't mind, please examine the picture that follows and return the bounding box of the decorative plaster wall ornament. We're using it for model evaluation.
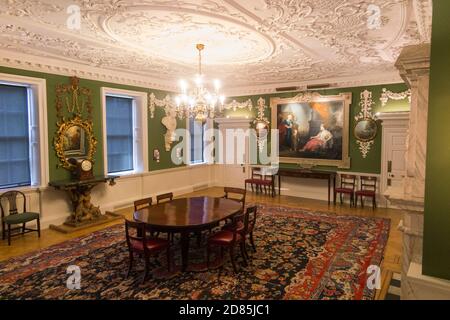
[380,88,412,107]
[355,90,377,158]
[222,99,253,112]
[253,97,269,152]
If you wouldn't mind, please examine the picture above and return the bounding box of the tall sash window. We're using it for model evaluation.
[105,96,134,174]
[0,84,31,188]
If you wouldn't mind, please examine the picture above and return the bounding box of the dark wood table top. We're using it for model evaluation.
[133,196,242,231]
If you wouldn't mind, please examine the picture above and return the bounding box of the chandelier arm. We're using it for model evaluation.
[198,46,202,76]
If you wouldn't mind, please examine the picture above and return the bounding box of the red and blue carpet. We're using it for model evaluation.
[0,204,390,300]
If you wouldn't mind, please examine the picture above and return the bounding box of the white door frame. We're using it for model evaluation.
[379,112,410,207]
[214,118,252,188]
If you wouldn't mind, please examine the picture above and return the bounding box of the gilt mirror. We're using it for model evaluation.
[54,116,97,170]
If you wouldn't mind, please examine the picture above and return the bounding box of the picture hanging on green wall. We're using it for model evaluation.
[354,90,378,158]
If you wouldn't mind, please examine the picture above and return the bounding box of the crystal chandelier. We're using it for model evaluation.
[175,44,225,121]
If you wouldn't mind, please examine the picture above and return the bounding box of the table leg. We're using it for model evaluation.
[328,177,331,205]
[278,174,281,195]
[333,176,336,204]
[180,231,190,272]
[272,176,275,197]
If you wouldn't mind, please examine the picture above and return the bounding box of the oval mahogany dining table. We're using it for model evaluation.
[133,196,242,271]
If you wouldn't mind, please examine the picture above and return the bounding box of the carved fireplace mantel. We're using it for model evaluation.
[385,44,450,299]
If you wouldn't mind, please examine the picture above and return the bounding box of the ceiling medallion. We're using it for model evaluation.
[175,44,225,121]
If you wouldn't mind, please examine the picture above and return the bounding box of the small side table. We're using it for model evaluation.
[48,175,120,233]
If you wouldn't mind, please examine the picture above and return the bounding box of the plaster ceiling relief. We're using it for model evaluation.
[0,0,433,94]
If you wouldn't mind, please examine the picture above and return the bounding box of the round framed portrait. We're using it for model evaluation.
[354,118,378,142]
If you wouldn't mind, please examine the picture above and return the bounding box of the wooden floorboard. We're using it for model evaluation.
[0,187,402,300]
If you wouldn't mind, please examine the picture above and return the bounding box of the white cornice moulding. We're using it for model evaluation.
[226,73,404,96]
[0,49,178,93]
[0,49,404,97]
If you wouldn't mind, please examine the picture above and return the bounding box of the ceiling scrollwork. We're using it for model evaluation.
[0,0,432,94]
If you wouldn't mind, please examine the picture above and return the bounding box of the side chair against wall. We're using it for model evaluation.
[245,167,263,193]
[156,192,173,204]
[334,174,357,207]
[124,219,171,283]
[0,190,41,246]
[245,168,275,196]
[355,176,378,209]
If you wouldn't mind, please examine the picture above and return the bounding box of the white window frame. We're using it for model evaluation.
[186,117,212,166]
[0,73,49,191]
[101,87,148,176]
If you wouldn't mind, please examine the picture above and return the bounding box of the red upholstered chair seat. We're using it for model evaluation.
[130,237,169,252]
[355,190,376,196]
[335,187,354,194]
[208,230,242,245]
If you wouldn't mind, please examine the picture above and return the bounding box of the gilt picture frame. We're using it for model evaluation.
[271,92,351,168]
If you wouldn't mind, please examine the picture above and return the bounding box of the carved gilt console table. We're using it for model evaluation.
[48,175,120,233]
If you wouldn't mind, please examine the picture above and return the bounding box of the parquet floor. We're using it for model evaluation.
[0,187,402,300]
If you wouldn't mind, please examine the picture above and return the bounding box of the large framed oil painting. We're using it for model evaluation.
[271,92,351,168]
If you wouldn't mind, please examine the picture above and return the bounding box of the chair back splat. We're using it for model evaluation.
[133,197,152,211]
[0,190,26,216]
[156,192,173,204]
[223,187,246,209]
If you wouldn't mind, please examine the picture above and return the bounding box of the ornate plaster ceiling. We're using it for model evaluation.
[0,0,432,95]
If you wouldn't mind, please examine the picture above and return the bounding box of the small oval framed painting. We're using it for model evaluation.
[354,118,378,142]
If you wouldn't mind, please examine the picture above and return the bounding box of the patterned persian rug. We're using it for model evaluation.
[0,204,390,300]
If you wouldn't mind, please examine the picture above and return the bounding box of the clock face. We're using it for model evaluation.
[81,160,92,172]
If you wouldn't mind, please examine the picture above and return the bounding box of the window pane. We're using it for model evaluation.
[106,96,134,173]
[190,118,204,164]
[0,84,31,188]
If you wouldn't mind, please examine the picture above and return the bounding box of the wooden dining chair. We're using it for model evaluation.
[156,192,173,204]
[334,174,357,207]
[1,190,41,246]
[355,176,378,209]
[134,197,160,237]
[223,187,246,210]
[207,211,248,273]
[245,167,263,193]
[133,197,152,211]
[124,219,171,283]
[223,206,258,257]
[260,174,275,197]
[156,193,175,241]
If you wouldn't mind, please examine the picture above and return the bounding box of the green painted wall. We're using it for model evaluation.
[230,83,409,173]
[0,65,410,183]
[0,66,185,181]
[423,0,450,280]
